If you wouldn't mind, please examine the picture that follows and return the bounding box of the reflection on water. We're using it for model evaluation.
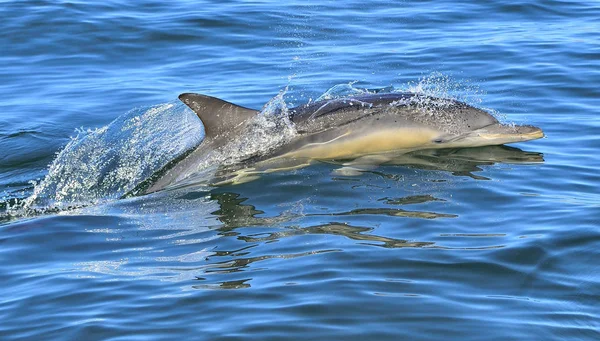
[315,208,457,219]
[379,195,446,205]
[210,191,456,229]
[238,222,435,249]
[208,192,297,230]
[213,145,544,185]
[192,278,252,290]
[358,145,544,181]
[201,248,337,274]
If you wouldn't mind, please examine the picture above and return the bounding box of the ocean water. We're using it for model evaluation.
[1,0,599,340]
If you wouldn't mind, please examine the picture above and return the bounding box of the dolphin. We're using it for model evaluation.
[138,92,543,194]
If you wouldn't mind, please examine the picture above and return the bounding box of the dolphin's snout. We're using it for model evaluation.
[474,123,544,144]
[513,125,544,137]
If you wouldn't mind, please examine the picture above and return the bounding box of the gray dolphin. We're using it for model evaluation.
[140,92,543,194]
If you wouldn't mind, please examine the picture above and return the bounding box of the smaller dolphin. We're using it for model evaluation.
[141,92,543,194]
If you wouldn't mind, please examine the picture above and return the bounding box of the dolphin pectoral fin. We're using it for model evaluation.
[216,172,262,186]
[211,167,260,186]
[259,158,314,173]
[332,166,364,176]
[212,158,315,186]
[179,93,259,139]
[332,154,393,176]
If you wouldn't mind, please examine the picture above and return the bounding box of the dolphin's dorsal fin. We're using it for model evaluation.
[179,93,259,138]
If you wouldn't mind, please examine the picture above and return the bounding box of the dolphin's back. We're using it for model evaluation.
[288,93,498,135]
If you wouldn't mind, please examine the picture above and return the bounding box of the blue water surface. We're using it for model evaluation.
[1,1,599,340]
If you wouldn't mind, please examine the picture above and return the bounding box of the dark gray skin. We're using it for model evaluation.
[140,92,543,194]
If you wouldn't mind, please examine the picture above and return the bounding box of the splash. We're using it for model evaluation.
[233,88,297,161]
[169,90,299,187]
[231,98,295,159]
[4,75,488,218]
[311,74,485,109]
[406,72,484,106]
[315,81,370,101]
[16,102,203,214]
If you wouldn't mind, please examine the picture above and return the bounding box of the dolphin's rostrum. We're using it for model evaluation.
[142,91,543,194]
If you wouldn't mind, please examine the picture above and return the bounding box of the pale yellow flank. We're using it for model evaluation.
[281,128,439,159]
